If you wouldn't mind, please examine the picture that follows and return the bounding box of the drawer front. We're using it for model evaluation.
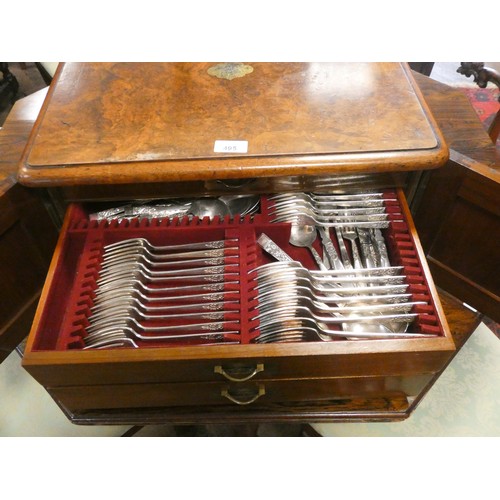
[22,188,455,402]
[48,373,433,414]
[24,344,452,387]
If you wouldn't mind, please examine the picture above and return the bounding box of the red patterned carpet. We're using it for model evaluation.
[461,87,499,146]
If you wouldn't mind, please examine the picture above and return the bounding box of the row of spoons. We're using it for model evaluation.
[89,195,261,222]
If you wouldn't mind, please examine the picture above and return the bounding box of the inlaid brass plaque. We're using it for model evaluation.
[207,62,254,80]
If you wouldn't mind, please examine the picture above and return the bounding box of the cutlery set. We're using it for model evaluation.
[83,238,242,349]
[89,195,261,222]
[74,191,442,349]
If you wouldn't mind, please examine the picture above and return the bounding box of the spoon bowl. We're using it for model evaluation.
[188,199,230,218]
[219,195,260,217]
[288,216,327,270]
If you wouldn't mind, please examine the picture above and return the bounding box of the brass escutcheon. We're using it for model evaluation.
[207,62,254,80]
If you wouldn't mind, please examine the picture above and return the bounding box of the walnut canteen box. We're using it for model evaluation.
[18,63,456,424]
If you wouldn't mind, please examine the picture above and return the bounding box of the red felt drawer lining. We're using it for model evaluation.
[31,190,444,351]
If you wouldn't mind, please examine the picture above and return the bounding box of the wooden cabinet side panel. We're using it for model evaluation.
[413,162,500,321]
[0,184,58,361]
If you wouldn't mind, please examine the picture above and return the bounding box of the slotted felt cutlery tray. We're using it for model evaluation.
[27,189,446,353]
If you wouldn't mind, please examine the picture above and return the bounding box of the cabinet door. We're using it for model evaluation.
[0,183,58,362]
[412,163,500,322]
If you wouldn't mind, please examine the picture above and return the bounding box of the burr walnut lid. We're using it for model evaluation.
[18,62,448,187]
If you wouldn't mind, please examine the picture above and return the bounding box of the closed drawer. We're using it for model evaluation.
[48,372,434,413]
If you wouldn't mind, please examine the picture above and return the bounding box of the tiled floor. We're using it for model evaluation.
[1,62,499,437]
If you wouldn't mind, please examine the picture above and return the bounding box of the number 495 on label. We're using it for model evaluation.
[214,140,248,153]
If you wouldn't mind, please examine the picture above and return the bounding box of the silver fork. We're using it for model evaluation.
[104,237,238,254]
[90,296,238,322]
[83,326,239,349]
[341,225,363,269]
[96,262,239,287]
[86,304,239,333]
[334,227,354,269]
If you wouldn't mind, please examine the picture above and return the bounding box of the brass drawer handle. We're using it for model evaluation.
[214,363,264,382]
[221,384,266,405]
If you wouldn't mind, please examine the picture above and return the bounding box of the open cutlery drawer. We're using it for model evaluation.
[22,188,456,417]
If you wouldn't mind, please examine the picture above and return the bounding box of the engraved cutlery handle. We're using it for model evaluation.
[371,229,391,267]
[334,227,353,269]
[357,228,377,268]
[350,238,363,270]
[257,234,294,262]
[319,227,344,270]
[309,246,328,271]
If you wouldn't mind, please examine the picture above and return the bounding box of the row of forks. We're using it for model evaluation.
[268,191,398,270]
[248,260,433,343]
[83,237,241,349]
[253,191,427,342]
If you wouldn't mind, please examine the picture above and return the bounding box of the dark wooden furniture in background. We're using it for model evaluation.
[411,72,500,324]
[0,89,58,362]
[408,62,435,77]
[34,63,54,86]
[0,63,19,107]
[457,62,500,142]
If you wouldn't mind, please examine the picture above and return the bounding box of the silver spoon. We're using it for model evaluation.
[188,199,230,218]
[287,216,327,270]
[218,195,260,217]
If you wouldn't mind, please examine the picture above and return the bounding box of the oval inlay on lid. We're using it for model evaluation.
[207,63,254,80]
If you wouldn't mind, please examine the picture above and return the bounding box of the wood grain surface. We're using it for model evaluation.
[18,63,448,186]
[411,73,500,322]
[6,67,488,423]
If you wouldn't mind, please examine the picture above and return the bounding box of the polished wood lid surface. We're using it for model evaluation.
[18,62,448,187]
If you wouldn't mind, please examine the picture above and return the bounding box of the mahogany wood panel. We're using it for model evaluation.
[0,89,59,361]
[60,394,412,425]
[411,73,500,321]
[22,346,453,388]
[18,63,448,187]
[435,288,482,349]
[0,88,48,190]
[48,376,427,413]
[412,72,500,183]
[0,183,58,362]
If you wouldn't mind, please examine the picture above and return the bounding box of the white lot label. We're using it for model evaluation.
[214,140,248,153]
